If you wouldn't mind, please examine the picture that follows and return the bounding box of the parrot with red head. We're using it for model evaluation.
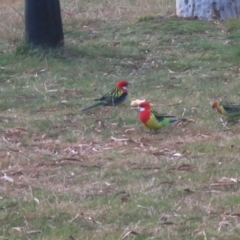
[138,101,187,131]
[212,100,240,118]
[82,80,128,111]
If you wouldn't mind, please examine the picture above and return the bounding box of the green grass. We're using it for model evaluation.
[1,0,240,239]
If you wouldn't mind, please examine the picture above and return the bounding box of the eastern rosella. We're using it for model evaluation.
[212,100,240,118]
[138,101,186,131]
[82,80,128,111]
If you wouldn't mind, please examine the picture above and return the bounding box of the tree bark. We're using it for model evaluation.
[25,0,64,47]
[176,0,240,20]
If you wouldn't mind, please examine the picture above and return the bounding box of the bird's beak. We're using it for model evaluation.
[130,106,139,111]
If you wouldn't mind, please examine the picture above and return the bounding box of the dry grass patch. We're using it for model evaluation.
[62,0,175,23]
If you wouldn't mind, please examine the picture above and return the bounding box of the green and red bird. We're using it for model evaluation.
[138,101,186,131]
[212,100,240,118]
[82,80,128,111]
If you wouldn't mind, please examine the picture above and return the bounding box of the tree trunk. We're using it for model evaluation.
[25,0,64,47]
[176,0,240,20]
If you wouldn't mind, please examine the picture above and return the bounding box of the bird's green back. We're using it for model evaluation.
[146,113,171,130]
[220,101,240,117]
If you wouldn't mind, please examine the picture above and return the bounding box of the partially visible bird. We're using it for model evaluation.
[212,100,240,118]
[130,99,146,108]
[82,80,128,111]
[131,99,175,118]
[138,101,187,131]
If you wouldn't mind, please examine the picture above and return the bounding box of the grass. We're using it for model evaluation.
[1,0,240,239]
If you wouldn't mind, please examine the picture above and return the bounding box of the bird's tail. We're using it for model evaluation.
[169,118,187,124]
[82,101,106,111]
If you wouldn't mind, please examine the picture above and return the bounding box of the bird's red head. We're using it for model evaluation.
[212,101,221,113]
[138,101,151,124]
[138,101,151,112]
[116,80,128,92]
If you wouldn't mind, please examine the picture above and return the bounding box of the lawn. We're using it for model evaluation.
[1,0,240,239]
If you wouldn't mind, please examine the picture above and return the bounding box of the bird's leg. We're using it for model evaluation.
[149,129,158,135]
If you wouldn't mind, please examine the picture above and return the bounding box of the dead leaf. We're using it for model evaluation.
[121,231,138,239]
[12,227,23,233]
[124,128,136,133]
[184,188,194,194]
[225,212,240,217]
[1,174,14,183]
[64,89,82,95]
[160,221,175,225]
[26,230,42,234]
[168,164,194,172]
[113,42,120,47]
[111,136,129,142]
